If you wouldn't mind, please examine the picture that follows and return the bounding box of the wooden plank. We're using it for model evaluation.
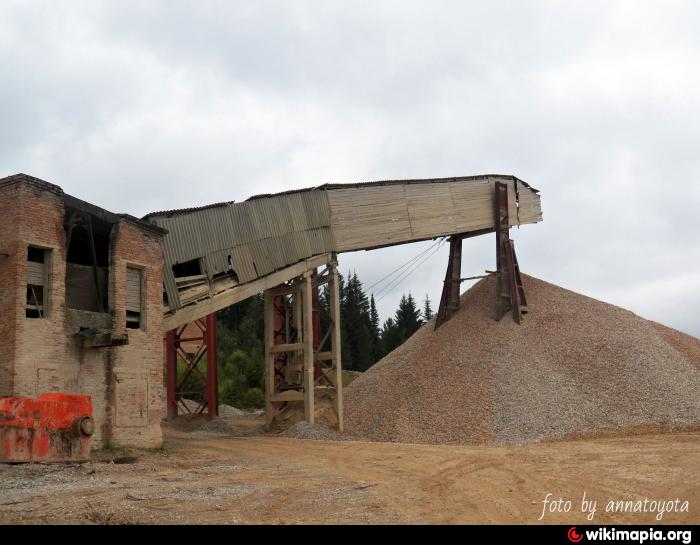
[178,282,210,305]
[330,263,343,433]
[293,286,302,343]
[328,185,413,252]
[164,253,333,330]
[269,342,303,353]
[175,274,207,284]
[302,273,315,425]
[267,283,302,297]
[264,290,274,430]
[405,183,456,239]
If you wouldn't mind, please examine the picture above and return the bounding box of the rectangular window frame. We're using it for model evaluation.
[26,245,52,319]
[126,265,145,331]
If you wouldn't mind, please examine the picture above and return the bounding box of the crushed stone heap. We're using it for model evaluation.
[344,275,700,445]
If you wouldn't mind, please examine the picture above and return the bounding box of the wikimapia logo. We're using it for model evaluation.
[567,527,693,544]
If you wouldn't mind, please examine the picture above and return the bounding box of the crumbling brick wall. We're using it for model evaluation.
[1,179,69,400]
[0,182,21,396]
[0,175,165,449]
[108,221,164,448]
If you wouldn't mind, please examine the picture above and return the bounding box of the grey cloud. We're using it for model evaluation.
[1,0,697,336]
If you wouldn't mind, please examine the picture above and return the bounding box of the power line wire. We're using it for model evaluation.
[365,238,444,294]
[374,238,447,302]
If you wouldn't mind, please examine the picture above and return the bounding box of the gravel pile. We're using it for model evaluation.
[345,274,700,445]
[161,397,250,420]
[281,421,349,441]
[189,417,267,437]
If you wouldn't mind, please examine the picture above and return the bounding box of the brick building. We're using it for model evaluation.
[0,174,166,448]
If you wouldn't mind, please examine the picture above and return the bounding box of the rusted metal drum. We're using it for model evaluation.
[0,393,94,463]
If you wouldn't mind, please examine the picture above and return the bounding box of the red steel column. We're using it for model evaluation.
[165,329,178,420]
[206,313,218,421]
[272,295,286,409]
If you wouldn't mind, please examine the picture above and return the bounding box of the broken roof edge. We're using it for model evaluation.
[1,173,167,237]
[0,173,64,195]
[142,199,235,220]
[246,173,539,201]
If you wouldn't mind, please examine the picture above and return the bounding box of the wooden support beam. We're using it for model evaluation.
[293,286,302,343]
[269,342,303,353]
[85,215,105,313]
[302,273,315,425]
[264,290,275,430]
[267,283,302,297]
[329,263,343,433]
[206,312,218,421]
[164,253,333,330]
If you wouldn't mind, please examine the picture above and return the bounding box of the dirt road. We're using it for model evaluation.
[1,428,698,524]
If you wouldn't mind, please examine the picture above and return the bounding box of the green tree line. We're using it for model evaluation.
[215,271,434,408]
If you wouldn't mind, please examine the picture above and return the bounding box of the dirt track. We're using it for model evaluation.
[1,427,698,524]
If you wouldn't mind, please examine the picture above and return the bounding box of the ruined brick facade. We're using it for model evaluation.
[0,174,166,448]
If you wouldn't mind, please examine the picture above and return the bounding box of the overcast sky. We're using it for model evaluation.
[2,1,699,337]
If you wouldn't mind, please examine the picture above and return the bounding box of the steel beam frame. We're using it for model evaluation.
[494,181,527,323]
[164,312,218,421]
[435,236,463,329]
[434,181,528,329]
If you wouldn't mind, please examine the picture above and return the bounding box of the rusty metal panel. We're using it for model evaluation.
[0,394,94,463]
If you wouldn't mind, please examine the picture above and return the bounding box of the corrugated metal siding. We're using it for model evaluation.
[149,190,336,311]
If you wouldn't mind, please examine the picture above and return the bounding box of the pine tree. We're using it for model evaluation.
[380,317,401,355]
[423,294,434,322]
[341,271,373,371]
[369,294,382,363]
[395,292,422,342]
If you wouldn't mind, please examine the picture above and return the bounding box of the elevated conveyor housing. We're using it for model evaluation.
[144,174,542,329]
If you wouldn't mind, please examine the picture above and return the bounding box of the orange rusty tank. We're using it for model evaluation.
[0,393,94,463]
